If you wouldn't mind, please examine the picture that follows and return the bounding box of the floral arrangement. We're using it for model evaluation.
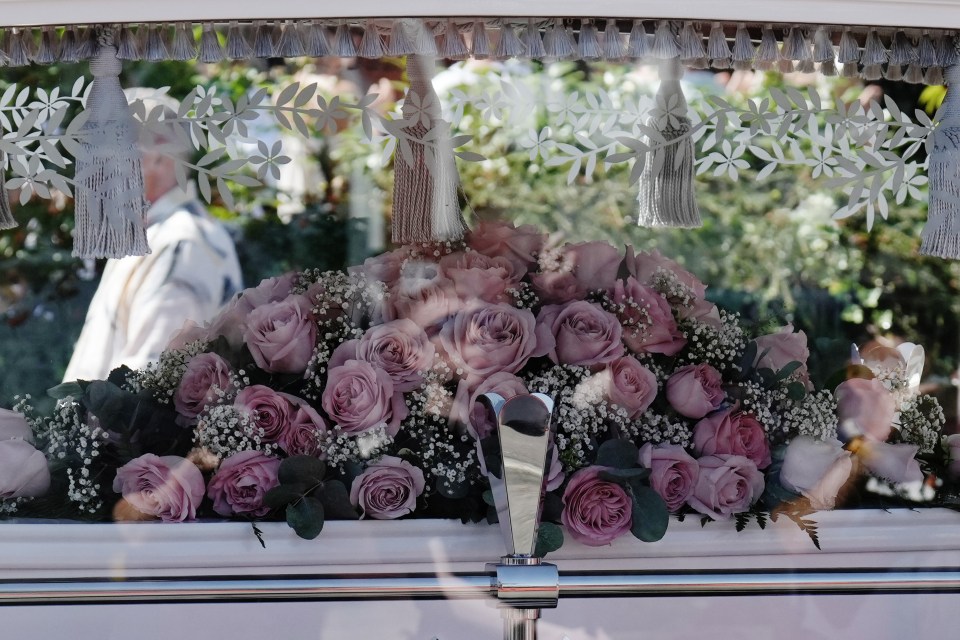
[2,221,958,550]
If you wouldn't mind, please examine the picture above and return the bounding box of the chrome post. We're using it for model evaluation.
[480,393,559,640]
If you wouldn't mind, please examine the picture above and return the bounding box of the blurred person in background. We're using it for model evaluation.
[63,89,242,382]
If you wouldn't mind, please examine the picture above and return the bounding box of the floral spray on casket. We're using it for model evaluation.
[7,221,955,550]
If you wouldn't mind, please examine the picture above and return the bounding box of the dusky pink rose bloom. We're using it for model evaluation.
[780,437,853,510]
[235,385,293,444]
[947,434,960,479]
[322,360,408,436]
[244,294,317,374]
[452,372,528,439]
[858,441,923,484]
[538,301,624,367]
[665,364,725,419]
[0,440,50,498]
[208,273,298,348]
[387,263,462,334]
[0,408,34,442]
[611,278,686,356]
[546,444,564,492]
[112,454,204,522]
[638,443,699,513]
[350,455,425,519]
[564,241,622,295]
[207,450,281,517]
[530,270,584,305]
[835,377,896,442]
[174,353,233,419]
[754,324,812,390]
[355,319,435,392]
[348,248,410,289]
[166,319,209,351]
[624,247,720,327]
[439,251,517,304]
[687,454,764,520]
[693,408,771,469]
[561,466,633,546]
[276,393,328,457]
[467,220,545,274]
[440,304,552,386]
[601,356,658,419]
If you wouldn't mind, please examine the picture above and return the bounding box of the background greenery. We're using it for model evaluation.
[0,54,956,425]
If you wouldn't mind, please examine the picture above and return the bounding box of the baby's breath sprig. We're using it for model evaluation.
[676,310,747,373]
[195,404,280,460]
[898,395,945,454]
[623,410,694,449]
[129,340,210,402]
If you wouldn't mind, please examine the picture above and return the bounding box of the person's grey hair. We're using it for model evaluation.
[124,87,189,160]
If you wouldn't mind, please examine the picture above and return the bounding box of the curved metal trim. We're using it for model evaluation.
[2,569,960,605]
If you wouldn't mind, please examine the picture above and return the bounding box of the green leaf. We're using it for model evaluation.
[629,486,669,542]
[436,475,470,499]
[481,490,496,507]
[786,381,806,401]
[599,467,650,481]
[320,480,358,520]
[278,456,327,487]
[47,381,83,399]
[263,483,307,509]
[775,360,802,381]
[534,522,564,557]
[595,439,639,469]
[286,496,325,540]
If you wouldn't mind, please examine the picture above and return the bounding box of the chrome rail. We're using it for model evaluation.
[2,569,960,605]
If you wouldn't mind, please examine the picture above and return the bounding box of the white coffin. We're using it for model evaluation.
[1,508,958,640]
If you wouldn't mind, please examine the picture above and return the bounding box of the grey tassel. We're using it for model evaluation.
[918,32,938,67]
[333,21,357,57]
[688,57,709,70]
[732,23,754,69]
[603,19,624,61]
[76,26,99,61]
[904,63,924,83]
[921,61,960,258]
[842,61,860,77]
[358,20,385,58]
[937,34,958,67]
[637,58,700,229]
[885,64,903,81]
[8,29,31,67]
[388,19,415,56]
[651,20,679,60]
[838,29,860,63]
[889,31,918,66]
[199,23,224,63]
[73,35,149,259]
[545,19,574,59]
[0,153,14,230]
[820,58,837,76]
[778,58,795,73]
[813,26,834,62]
[277,20,306,58]
[58,27,79,63]
[470,21,490,59]
[678,21,705,62]
[707,23,731,60]
[392,54,467,245]
[862,30,888,65]
[253,21,276,58]
[755,25,779,68]
[304,20,331,57]
[861,64,883,81]
[781,27,810,61]
[32,27,56,64]
[410,19,436,56]
[523,19,545,59]
[116,24,142,61]
[145,24,169,62]
[441,20,468,60]
[226,21,252,60]
[577,19,602,60]
[925,64,944,86]
[627,20,649,59]
[796,58,815,73]
[171,22,197,61]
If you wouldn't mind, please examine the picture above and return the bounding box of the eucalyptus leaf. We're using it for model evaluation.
[534,521,564,557]
[263,483,306,509]
[278,455,327,487]
[320,480,359,520]
[595,438,639,469]
[630,486,669,542]
[47,381,83,400]
[286,496,325,540]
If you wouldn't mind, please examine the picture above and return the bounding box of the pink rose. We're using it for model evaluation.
[538,301,624,367]
[235,385,293,444]
[355,319,434,392]
[665,364,725,419]
[174,353,233,419]
[207,450,281,517]
[322,360,408,436]
[624,247,719,326]
[350,455,425,519]
[638,443,699,512]
[452,372,528,439]
[857,440,923,484]
[693,408,771,469]
[561,466,633,546]
[440,304,552,386]
[563,241,622,295]
[601,356,658,419]
[947,434,960,479]
[467,220,545,273]
[687,454,764,520]
[349,248,410,289]
[439,251,517,304]
[166,319,209,351]
[611,278,686,356]
[835,377,896,442]
[387,262,462,334]
[208,273,297,348]
[780,437,852,510]
[546,443,565,491]
[530,271,584,305]
[244,294,317,374]
[0,410,48,499]
[754,324,812,390]
[277,393,328,457]
[0,408,34,442]
[112,454,204,522]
